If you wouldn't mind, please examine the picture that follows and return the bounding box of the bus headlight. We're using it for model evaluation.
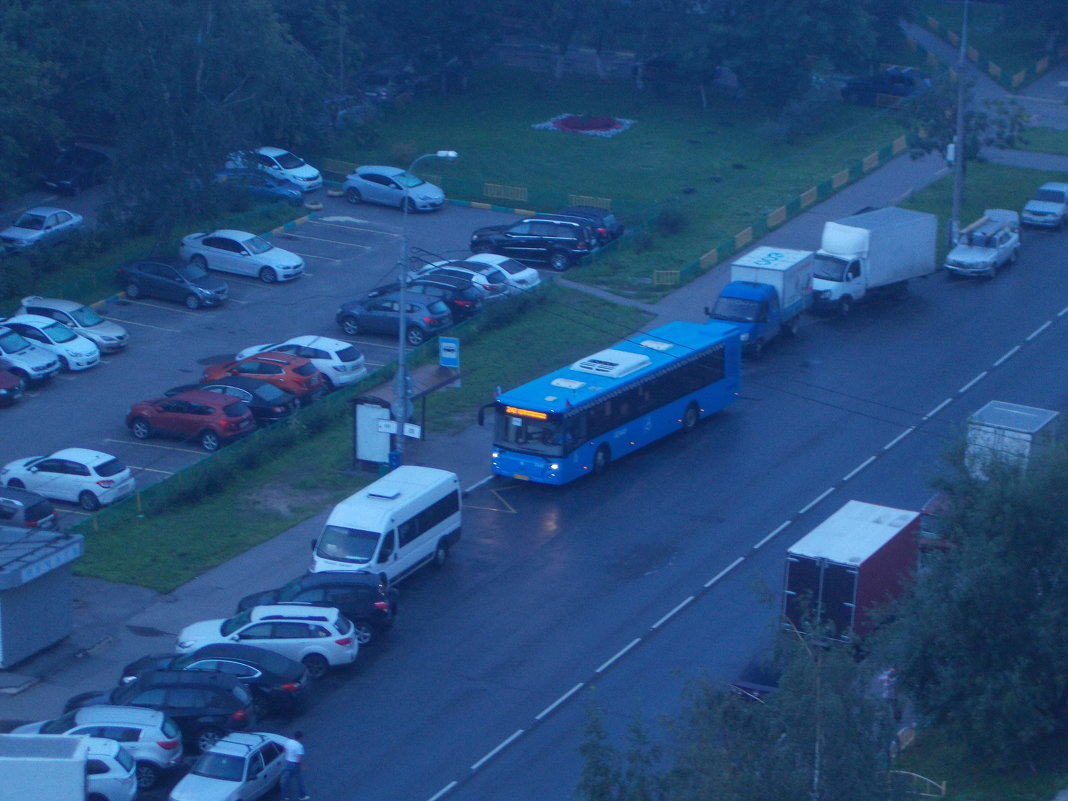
[549,463,559,471]
[491,451,499,458]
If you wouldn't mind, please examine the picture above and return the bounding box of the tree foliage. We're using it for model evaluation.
[576,633,894,801]
[874,445,1068,766]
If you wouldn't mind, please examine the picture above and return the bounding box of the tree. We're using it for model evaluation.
[0,33,62,200]
[575,633,894,801]
[874,445,1068,766]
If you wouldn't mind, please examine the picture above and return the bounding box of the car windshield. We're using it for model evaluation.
[710,296,761,323]
[192,751,244,781]
[1033,189,1067,203]
[393,171,425,189]
[0,330,31,354]
[69,306,104,327]
[94,458,126,477]
[492,258,529,276]
[335,346,360,362]
[813,253,848,281]
[13,213,46,230]
[275,151,305,169]
[221,610,252,636]
[40,711,79,734]
[41,321,77,343]
[242,236,272,255]
[316,525,380,564]
[178,263,209,281]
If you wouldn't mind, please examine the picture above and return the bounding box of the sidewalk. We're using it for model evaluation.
[4,39,1068,750]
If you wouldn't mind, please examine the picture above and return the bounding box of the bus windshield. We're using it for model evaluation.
[494,409,568,456]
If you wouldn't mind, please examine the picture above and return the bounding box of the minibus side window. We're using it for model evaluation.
[377,532,395,563]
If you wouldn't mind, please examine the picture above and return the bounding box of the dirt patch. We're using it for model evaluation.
[242,482,338,518]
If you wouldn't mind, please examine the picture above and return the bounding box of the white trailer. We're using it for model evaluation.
[0,734,88,801]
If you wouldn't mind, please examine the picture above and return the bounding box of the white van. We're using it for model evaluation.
[311,466,462,581]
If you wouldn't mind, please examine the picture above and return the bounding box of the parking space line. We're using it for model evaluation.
[308,219,399,237]
[101,316,181,332]
[289,251,343,262]
[288,232,373,248]
[121,299,205,317]
[105,438,202,455]
[129,465,175,475]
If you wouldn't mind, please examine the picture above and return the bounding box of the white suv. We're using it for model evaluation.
[12,705,184,790]
[85,736,139,801]
[176,605,359,678]
[234,335,368,390]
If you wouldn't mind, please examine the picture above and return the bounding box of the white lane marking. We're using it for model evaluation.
[129,465,175,475]
[958,371,988,394]
[535,683,584,721]
[993,345,1020,367]
[426,780,457,801]
[1058,305,1068,318]
[705,557,744,588]
[842,455,876,482]
[470,729,524,772]
[595,638,641,673]
[105,438,202,455]
[883,427,915,451]
[798,487,835,515]
[289,251,342,262]
[464,475,494,494]
[922,398,952,420]
[121,299,204,317]
[101,316,181,333]
[754,521,791,550]
[287,232,372,248]
[1026,320,1051,341]
[652,596,694,629]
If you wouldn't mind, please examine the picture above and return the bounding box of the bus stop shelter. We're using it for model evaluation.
[0,525,84,668]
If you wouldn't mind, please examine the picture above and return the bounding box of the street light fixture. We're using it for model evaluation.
[392,150,459,466]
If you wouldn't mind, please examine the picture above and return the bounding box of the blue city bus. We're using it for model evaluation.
[480,320,741,484]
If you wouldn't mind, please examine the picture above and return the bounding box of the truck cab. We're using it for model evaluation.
[707,281,784,359]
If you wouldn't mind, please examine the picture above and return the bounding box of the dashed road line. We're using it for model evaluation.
[882,427,915,451]
[652,596,694,629]
[754,521,791,550]
[470,729,524,772]
[535,683,584,721]
[426,781,457,801]
[842,455,876,482]
[957,371,987,394]
[595,638,641,673]
[705,557,744,588]
[1026,320,1051,341]
[798,487,835,515]
[922,398,952,420]
[993,345,1020,367]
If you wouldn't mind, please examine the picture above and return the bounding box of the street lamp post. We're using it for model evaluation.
[392,150,459,466]
[949,0,970,248]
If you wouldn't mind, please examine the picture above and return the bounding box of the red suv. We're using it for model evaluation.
[126,389,256,452]
[201,352,325,404]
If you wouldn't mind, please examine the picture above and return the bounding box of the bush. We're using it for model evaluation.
[656,203,687,235]
[768,80,844,144]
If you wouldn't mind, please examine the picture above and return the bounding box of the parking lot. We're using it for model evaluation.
[1,194,517,525]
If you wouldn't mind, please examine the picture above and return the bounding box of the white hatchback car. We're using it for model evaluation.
[176,605,359,679]
[0,447,135,510]
[17,296,129,352]
[0,313,100,371]
[85,736,139,801]
[234,335,368,390]
[227,147,322,192]
[13,705,184,790]
[343,165,446,211]
[168,732,287,801]
[179,229,304,284]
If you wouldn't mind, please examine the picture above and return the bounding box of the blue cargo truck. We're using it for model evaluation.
[706,246,814,359]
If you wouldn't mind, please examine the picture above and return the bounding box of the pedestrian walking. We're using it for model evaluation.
[281,730,310,801]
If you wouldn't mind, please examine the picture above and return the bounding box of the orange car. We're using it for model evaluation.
[201,351,325,404]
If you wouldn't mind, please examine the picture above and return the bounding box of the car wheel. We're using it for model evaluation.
[135,762,160,791]
[353,619,375,646]
[130,417,152,440]
[345,187,362,204]
[404,198,417,213]
[433,540,449,568]
[184,294,201,310]
[549,251,571,272]
[406,327,426,346]
[191,254,208,270]
[302,653,330,679]
[79,491,101,511]
[199,430,221,452]
[7,478,25,489]
[258,266,277,283]
[10,372,28,393]
[59,355,72,371]
[340,316,360,336]
[593,445,611,475]
[196,727,224,754]
[683,403,699,433]
[750,338,765,360]
[125,282,142,299]
[839,296,853,317]
[784,316,801,337]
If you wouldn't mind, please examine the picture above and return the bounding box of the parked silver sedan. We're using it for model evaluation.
[179,229,304,283]
[0,206,84,253]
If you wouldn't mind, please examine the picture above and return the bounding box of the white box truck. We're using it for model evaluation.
[705,246,814,358]
[0,734,88,801]
[965,401,1059,481]
[811,207,937,315]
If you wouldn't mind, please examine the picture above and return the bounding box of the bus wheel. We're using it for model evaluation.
[683,403,699,432]
[593,445,611,475]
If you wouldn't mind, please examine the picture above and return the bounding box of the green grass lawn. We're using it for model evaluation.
[913,0,1056,77]
[328,67,907,300]
[1019,127,1068,156]
[74,285,651,592]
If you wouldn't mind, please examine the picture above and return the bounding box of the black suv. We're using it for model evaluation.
[558,206,625,245]
[470,215,596,271]
[841,66,929,106]
[65,669,255,752]
[119,643,311,718]
[40,145,111,195]
[237,572,399,646]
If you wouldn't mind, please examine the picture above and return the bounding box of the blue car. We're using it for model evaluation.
[214,169,303,205]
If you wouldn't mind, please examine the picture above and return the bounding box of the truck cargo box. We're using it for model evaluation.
[965,400,1059,480]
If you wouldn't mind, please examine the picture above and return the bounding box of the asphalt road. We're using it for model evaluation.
[258,228,1068,801]
[1,192,516,524]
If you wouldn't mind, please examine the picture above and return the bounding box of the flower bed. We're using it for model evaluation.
[532,113,635,138]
